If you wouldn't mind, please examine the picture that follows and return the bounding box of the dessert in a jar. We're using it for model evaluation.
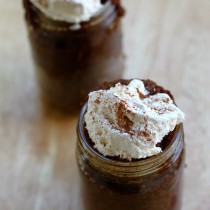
[23,0,125,113]
[76,79,185,210]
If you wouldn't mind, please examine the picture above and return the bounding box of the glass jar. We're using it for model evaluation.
[76,103,185,210]
[23,0,124,113]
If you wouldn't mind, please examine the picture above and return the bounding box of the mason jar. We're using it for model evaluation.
[76,103,185,210]
[23,0,124,113]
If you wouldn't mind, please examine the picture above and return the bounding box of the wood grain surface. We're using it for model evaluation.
[0,0,210,209]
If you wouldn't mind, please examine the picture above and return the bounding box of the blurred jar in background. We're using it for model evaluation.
[23,0,125,114]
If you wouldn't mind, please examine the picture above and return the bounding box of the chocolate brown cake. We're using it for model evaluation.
[77,79,185,210]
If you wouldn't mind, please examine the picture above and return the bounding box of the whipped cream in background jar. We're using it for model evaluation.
[76,79,185,210]
[23,0,125,114]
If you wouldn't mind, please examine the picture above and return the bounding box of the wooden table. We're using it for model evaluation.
[0,0,210,209]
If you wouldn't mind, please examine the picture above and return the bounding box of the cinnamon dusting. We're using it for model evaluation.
[85,78,177,151]
[137,88,147,99]
[117,101,133,134]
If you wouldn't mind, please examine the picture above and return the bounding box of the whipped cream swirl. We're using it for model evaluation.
[84,79,185,160]
[30,0,103,23]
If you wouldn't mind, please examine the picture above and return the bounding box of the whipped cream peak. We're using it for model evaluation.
[84,79,185,160]
[30,0,103,24]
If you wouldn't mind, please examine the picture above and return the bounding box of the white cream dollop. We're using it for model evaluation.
[84,79,185,160]
[29,0,103,23]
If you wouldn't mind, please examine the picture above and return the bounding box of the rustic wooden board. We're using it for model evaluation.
[0,0,210,209]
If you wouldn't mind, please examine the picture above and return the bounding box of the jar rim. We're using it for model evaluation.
[26,0,116,30]
[77,103,184,175]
